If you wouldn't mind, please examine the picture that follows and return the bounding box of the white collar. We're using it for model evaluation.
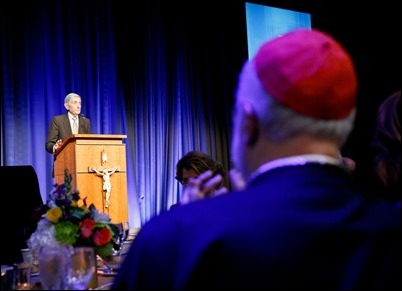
[247,154,342,185]
[68,112,77,120]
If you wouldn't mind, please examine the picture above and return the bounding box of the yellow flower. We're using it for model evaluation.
[46,207,62,223]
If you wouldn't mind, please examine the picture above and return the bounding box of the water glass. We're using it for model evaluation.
[38,244,71,290]
[1,264,31,290]
[20,248,39,274]
[65,247,96,290]
[13,263,32,290]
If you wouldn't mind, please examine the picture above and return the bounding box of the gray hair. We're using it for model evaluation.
[235,60,355,147]
[64,92,81,104]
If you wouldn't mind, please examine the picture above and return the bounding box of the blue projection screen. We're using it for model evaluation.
[245,2,312,59]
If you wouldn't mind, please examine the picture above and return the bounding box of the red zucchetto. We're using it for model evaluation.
[254,28,357,120]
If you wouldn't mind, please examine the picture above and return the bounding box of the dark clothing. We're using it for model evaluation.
[112,164,401,290]
[0,166,43,265]
[45,113,91,153]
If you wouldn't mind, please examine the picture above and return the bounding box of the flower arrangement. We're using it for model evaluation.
[28,169,117,259]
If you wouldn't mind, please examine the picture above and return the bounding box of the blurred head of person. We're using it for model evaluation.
[231,29,358,181]
[175,151,225,187]
[371,90,401,203]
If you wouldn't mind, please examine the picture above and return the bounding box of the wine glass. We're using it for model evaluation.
[112,222,129,255]
[65,247,96,290]
[38,244,71,290]
[120,222,131,255]
[121,221,130,243]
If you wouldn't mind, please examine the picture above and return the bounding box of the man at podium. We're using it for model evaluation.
[45,92,91,177]
[45,92,91,154]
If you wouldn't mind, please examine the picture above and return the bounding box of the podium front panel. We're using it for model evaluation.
[54,135,129,224]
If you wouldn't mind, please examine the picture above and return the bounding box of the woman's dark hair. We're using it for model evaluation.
[175,151,225,182]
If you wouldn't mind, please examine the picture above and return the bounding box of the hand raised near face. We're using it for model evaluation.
[181,170,226,205]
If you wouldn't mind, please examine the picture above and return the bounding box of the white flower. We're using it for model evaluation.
[27,220,58,258]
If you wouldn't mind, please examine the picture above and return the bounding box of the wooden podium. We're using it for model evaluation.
[54,134,128,224]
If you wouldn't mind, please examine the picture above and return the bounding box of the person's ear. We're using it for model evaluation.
[241,103,259,146]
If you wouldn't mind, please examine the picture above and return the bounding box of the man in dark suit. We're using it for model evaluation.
[112,29,401,290]
[45,92,91,177]
[45,92,91,154]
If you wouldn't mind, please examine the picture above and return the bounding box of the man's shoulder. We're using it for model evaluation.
[82,115,91,123]
[52,114,68,120]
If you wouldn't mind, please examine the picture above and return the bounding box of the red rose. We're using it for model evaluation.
[93,227,112,246]
[80,218,95,238]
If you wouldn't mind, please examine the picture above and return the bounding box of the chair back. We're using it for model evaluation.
[0,165,43,265]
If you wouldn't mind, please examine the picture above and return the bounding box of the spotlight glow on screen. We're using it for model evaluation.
[245,2,312,59]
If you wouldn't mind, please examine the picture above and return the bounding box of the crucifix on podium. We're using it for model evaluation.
[89,166,119,208]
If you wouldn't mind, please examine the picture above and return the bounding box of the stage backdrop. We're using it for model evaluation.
[1,1,240,227]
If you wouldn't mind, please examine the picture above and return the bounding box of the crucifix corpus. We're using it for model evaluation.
[89,166,119,208]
